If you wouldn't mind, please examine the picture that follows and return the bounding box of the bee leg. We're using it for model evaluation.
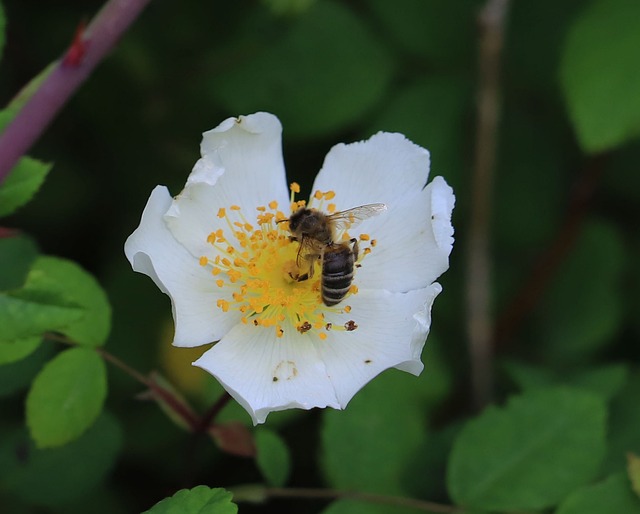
[350,238,359,260]
[291,272,309,282]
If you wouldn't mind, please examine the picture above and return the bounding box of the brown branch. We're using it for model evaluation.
[197,391,233,433]
[234,486,461,513]
[494,156,605,347]
[466,0,511,410]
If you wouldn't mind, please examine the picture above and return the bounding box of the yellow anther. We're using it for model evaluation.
[327,203,337,213]
[217,208,226,218]
[363,247,372,255]
[359,233,371,241]
[344,305,352,313]
[324,191,336,200]
[208,199,368,338]
[318,332,327,340]
[290,182,301,193]
[371,239,377,247]
[349,285,359,295]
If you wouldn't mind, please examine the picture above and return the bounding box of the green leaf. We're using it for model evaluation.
[0,342,54,397]
[0,156,52,217]
[262,0,316,16]
[255,428,290,487]
[366,0,476,68]
[212,0,393,139]
[142,486,237,514]
[0,291,84,341]
[26,347,107,448]
[504,361,630,401]
[0,234,39,291]
[16,256,112,347]
[322,370,426,495]
[603,370,640,474]
[560,0,640,152]
[536,220,625,363]
[0,412,122,506]
[447,387,607,511]
[556,474,640,514]
[0,336,41,365]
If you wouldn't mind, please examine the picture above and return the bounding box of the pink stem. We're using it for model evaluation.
[0,0,152,183]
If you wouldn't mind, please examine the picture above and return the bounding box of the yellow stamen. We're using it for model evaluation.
[202,195,377,338]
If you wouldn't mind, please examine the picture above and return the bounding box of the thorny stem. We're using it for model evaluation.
[234,486,461,513]
[466,0,510,411]
[0,0,152,183]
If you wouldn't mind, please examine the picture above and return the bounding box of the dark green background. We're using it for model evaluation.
[1,0,639,512]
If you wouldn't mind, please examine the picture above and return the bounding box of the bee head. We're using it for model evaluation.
[287,208,316,235]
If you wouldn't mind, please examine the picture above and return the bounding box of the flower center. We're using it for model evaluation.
[199,183,377,340]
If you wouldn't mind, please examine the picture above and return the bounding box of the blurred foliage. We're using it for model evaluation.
[1,0,640,513]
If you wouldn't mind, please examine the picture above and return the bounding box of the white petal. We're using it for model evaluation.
[311,132,431,211]
[194,323,340,424]
[165,112,290,259]
[314,285,441,407]
[124,186,241,347]
[355,176,455,292]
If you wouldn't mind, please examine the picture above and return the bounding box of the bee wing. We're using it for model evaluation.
[328,203,387,231]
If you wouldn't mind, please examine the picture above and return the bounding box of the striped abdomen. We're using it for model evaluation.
[321,244,355,306]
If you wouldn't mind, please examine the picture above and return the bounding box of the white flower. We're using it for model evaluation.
[125,112,454,424]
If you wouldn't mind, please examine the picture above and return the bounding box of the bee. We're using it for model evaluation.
[283,203,386,306]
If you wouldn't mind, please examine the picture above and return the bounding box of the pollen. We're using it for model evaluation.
[201,192,377,339]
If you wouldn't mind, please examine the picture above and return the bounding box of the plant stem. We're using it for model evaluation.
[466,0,510,411]
[0,0,152,183]
[494,156,605,347]
[94,346,200,430]
[198,391,232,432]
[235,486,461,513]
